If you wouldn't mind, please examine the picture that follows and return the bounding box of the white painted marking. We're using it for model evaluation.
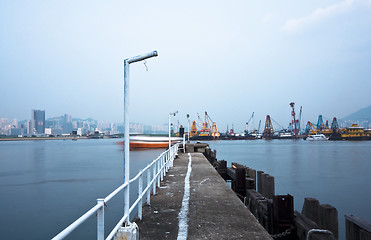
[177,153,192,240]
[200,178,210,185]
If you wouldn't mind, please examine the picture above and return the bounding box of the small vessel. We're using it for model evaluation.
[278,130,293,139]
[306,134,329,141]
[118,135,182,148]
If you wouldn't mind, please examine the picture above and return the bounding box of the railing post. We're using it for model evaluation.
[97,199,105,240]
[161,156,165,182]
[138,171,143,220]
[157,159,160,188]
[171,148,173,167]
[147,168,151,205]
[168,149,171,170]
[152,164,156,195]
[170,146,174,167]
[164,154,167,176]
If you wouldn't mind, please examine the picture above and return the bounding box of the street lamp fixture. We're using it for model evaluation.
[123,50,158,221]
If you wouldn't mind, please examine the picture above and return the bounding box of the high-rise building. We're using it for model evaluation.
[31,110,45,134]
[63,114,72,134]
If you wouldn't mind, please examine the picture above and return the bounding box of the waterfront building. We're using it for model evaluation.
[31,110,45,134]
[45,128,52,135]
[10,128,22,136]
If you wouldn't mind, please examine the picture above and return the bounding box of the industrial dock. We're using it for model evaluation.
[183,103,371,141]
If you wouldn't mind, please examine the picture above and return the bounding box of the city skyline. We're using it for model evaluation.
[1,103,369,136]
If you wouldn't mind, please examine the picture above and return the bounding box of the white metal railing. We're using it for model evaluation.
[52,143,179,240]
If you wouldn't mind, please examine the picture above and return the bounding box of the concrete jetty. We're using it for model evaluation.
[136,151,272,239]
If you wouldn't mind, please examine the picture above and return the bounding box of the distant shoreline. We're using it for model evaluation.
[0,136,93,141]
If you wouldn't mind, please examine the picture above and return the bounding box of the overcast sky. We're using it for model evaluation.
[1,0,371,132]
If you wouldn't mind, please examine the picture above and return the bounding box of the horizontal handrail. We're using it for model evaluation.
[52,143,180,240]
[52,202,104,240]
[104,182,128,203]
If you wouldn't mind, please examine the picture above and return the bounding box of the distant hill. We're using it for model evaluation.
[71,117,97,123]
[342,105,371,123]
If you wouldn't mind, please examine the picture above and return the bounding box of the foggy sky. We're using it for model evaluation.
[1,0,371,132]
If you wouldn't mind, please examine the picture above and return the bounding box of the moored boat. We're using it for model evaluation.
[306,134,329,141]
[118,135,183,148]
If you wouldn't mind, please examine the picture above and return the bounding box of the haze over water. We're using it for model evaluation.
[0,139,370,239]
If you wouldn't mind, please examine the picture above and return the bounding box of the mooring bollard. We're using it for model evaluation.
[217,160,227,179]
[235,167,246,197]
[246,167,257,190]
[319,204,338,239]
[257,171,264,195]
[260,174,275,199]
[302,198,320,225]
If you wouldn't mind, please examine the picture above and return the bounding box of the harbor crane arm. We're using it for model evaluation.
[257,120,261,134]
[271,117,286,131]
[197,113,204,129]
[245,112,254,132]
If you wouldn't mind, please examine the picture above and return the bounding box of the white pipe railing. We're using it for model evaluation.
[52,143,179,240]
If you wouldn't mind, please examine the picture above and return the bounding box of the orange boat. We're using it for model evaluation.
[118,136,182,149]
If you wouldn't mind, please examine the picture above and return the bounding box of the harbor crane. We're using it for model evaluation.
[245,112,254,134]
[190,121,198,137]
[257,120,261,134]
[197,113,204,129]
[263,115,274,139]
[298,106,302,134]
[290,102,299,138]
[205,111,220,138]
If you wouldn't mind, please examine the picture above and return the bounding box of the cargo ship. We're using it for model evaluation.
[341,124,371,140]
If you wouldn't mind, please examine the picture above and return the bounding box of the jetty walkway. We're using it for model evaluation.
[136,151,272,239]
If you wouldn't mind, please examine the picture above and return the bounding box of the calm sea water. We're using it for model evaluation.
[0,139,370,239]
[0,139,163,239]
[207,139,371,240]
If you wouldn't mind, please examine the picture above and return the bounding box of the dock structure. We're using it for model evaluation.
[136,151,272,239]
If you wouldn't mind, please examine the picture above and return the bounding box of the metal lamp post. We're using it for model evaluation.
[187,114,190,142]
[168,111,178,149]
[123,50,158,221]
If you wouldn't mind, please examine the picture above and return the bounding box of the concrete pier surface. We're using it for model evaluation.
[136,152,272,239]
